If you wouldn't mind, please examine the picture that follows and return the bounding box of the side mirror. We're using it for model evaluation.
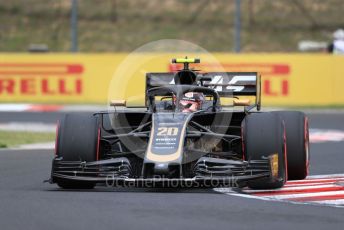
[110,100,126,107]
[233,99,250,106]
[221,99,251,107]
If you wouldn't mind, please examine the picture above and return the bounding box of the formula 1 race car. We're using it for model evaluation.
[50,58,310,189]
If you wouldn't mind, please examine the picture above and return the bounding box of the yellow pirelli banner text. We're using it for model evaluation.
[0,53,343,106]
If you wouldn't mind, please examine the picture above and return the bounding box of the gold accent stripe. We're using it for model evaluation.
[146,114,190,162]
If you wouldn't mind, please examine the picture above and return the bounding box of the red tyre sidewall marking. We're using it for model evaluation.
[241,122,245,161]
[283,121,288,182]
[304,116,310,177]
[55,120,60,156]
[96,127,101,161]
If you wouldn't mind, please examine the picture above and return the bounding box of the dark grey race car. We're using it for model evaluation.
[50,58,309,189]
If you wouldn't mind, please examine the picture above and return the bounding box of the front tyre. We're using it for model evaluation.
[54,113,99,189]
[242,112,287,189]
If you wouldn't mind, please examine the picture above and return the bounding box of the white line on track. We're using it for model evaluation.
[312,199,344,205]
[0,122,56,132]
[302,174,344,179]
[0,104,31,112]
[0,142,54,151]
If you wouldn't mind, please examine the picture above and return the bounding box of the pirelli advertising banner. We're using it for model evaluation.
[0,53,344,106]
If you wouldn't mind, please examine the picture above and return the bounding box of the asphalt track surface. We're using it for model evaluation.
[0,111,343,230]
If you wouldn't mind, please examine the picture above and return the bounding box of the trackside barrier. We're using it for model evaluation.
[0,53,343,106]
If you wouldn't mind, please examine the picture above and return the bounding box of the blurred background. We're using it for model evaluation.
[1,0,343,52]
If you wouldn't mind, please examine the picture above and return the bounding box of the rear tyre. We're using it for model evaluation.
[55,113,99,189]
[273,111,309,180]
[242,112,287,189]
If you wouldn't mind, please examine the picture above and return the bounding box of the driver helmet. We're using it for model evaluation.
[179,92,205,112]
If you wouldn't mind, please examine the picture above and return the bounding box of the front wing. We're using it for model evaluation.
[50,157,274,188]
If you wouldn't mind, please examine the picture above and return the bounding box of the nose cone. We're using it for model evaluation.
[154,163,169,174]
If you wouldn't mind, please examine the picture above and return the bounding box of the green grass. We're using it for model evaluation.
[0,131,55,148]
[0,0,343,52]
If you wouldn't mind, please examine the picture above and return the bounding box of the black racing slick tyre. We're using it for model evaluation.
[273,111,310,180]
[55,113,99,189]
[242,112,287,189]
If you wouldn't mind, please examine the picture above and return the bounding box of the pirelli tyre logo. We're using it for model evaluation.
[0,63,83,96]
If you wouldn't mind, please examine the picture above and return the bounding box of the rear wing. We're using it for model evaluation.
[146,72,261,110]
